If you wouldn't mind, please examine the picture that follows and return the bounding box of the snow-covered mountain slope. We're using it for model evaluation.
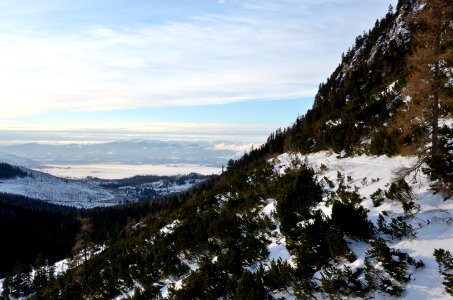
[271,151,453,299]
[0,151,40,168]
[130,151,453,299]
[0,167,209,209]
[0,168,118,208]
[5,150,451,299]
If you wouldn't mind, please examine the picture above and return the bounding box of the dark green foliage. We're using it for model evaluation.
[323,176,335,189]
[370,128,401,156]
[331,201,374,241]
[328,180,373,241]
[365,238,423,297]
[0,162,27,179]
[371,188,385,207]
[0,193,79,278]
[275,166,332,294]
[434,248,453,296]
[29,155,277,299]
[385,178,419,215]
[264,259,293,293]
[276,166,323,239]
[320,266,367,299]
[377,213,416,240]
[425,126,453,196]
[325,229,351,260]
[234,271,267,300]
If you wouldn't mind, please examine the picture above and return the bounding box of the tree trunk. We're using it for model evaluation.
[432,60,440,155]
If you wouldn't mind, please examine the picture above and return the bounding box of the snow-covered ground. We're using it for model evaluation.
[271,151,453,299]
[0,245,106,297]
[0,168,118,208]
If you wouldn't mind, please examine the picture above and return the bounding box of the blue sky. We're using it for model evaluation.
[0,0,397,144]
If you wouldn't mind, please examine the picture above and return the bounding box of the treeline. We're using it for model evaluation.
[80,177,217,245]
[97,173,211,189]
[0,162,28,179]
[0,193,79,277]
[0,175,216,279]
[243,1,414,159]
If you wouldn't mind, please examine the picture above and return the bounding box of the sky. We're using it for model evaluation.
[0,0,397,145]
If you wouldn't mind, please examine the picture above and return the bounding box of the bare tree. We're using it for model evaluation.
[73,216,94,290]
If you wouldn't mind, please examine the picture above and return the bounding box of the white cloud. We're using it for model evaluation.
[0,0,396,119]
[211,143,254,153]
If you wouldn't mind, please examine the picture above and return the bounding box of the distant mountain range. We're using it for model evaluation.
[0,140,243,167]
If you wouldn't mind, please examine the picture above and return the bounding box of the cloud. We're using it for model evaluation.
[0,0,396,119]
[211,143,254,153]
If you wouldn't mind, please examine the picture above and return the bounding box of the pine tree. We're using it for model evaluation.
[404,0,453,155]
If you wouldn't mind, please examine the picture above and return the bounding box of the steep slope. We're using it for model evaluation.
[262,0,413,156]
[1,0,453,299]
[7,149,449,299]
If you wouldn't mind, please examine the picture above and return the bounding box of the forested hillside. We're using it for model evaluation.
[1,0,453,299]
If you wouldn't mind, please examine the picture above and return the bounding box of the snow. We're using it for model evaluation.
[4,150,451,299]
[260,199,295,268]
[0,165,208,209]
[159,220,181,236]
[0,244,107,297]
[325,119,342,127]
[215,193,231,207]
[440,118,453,128]
[270,151,453,299]
[113,280,144,300]
[0,151,39,168]
[56,244,107,277]
[0,169,117,208]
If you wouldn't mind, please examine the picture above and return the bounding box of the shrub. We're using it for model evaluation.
[385,178,419,216]
[371,188,385,207]
[433,248,453,296]
[377,214,416,240]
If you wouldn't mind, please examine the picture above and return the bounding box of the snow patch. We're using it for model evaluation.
[160,220,181,236]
